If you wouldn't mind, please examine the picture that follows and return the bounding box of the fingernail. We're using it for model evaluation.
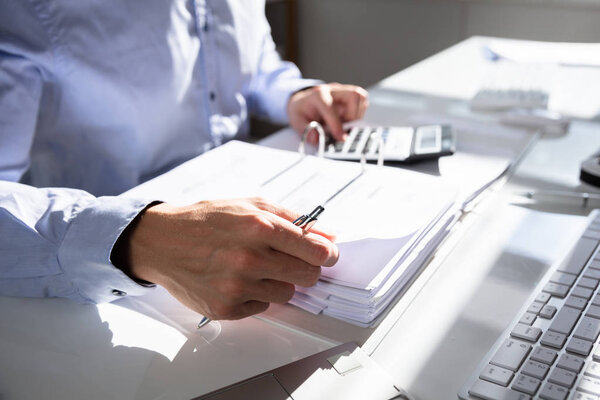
[327,243,340,267]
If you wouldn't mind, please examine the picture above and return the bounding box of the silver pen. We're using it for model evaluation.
[198,205,325,329]
[518,190,600,207]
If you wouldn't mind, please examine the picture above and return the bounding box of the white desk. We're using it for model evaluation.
[1,36,599,400]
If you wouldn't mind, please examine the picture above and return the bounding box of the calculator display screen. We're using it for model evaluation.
[415,126,442,154]
[419,131,438,149]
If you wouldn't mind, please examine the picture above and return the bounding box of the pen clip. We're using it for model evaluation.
[294,205,324,231]
[293,214,309,226]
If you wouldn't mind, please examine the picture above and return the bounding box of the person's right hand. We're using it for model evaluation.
[121,197,339,320]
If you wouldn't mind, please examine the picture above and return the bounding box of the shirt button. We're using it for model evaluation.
[209,92,216,101]
[111,289,127,297]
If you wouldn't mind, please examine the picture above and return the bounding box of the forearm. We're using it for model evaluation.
[0,181,157,303]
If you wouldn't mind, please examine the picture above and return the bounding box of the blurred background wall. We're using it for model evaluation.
[267,0,600,87]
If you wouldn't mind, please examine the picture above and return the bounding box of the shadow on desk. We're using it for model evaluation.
[509,175,597,217]
[0,285,335,400]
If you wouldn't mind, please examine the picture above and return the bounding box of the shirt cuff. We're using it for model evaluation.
[57,196,158,303]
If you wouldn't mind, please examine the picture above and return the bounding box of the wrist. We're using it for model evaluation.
[111,201,164,285]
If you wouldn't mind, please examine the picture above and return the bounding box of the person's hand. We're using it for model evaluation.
[121,198,339,320]
[287,83,369,144]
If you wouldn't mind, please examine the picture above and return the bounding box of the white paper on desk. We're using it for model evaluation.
[486,40,600,68]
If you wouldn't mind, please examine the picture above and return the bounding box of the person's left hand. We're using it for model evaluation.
[287,83,369,144]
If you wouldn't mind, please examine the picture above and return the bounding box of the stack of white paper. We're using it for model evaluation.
[128,140,464,327]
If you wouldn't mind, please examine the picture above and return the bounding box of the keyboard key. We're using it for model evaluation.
[584,268,600,280]
[557,354,585,373]
[579,376,600,395]
[549,306,581,335]
[527,302,543,314]
[573,286,594,300]
[540,305,557,319]
[590,260,600,270]
[548,366,577,388]
[566,295,589,310]
[519,312,537,325]
[469,379,532,400]
[541,331,567,349]
[573,391,599,400]
[550,272,577,287]
[586,361,600,380]
[490,340,532,371]
[558,237,598,276]
[579,277,599,290]
[530,346,558,365]
[588,305,600,319]
[593,294,600,307]
[566,337,593,356]
[543,283,570,298]
[574,316,600,342]
[539,382,569,400]
[480,364,514,386]
[512,373,541,395]
[593,346,600,362]
[536,292,551,304]
[511,324,542,343]
[522,360,549,380]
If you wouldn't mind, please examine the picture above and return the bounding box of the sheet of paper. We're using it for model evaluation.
[486,39,600,68]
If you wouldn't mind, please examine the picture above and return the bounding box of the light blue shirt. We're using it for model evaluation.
[0,0,320,304]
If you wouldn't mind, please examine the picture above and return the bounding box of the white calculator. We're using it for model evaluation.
[325,125,455,163]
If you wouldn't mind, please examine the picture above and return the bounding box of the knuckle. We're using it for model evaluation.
[247,213,274,236]
[227,279,247,298]
[215,278,247,303]
[249,196,268,207]
[230,247,258,269]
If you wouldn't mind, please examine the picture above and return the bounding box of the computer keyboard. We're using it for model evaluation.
[470,89,549,112]
[460,210,600,400]
[470,62,551,112]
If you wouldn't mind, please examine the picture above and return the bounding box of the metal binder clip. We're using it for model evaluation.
[299,121,326,158]
[374,130,385,167]
[360,130,385,170]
